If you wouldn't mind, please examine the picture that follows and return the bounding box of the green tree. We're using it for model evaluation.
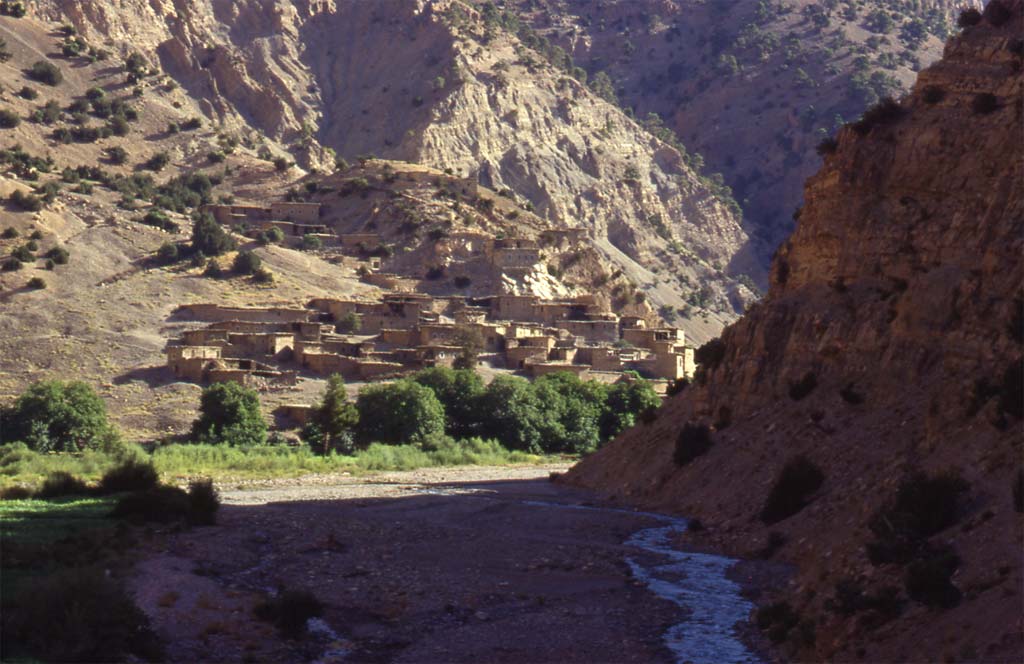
[601,377,660,440]
[354,380,445,447]
[0,380,117,452]
[305,374,359,455]
[532,372,606,454]
[336,311,361,334]
[476,375,544,453]
[452,328,483,370]
[191,212,236,256]
[412,367,484,438]
[190,381,266,446]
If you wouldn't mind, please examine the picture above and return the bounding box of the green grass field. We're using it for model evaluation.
[0,439,556,490]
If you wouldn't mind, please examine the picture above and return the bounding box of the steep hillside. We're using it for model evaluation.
[497,0,968,254]
[29,0,763,340]
[568,4,1023,661]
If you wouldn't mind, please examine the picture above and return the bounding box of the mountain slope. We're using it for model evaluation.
[30,0,763,340]
[496,0,969,255]
[567,4,1024,661]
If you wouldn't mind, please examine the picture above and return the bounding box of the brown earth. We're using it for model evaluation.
[568,4,1024,662]
[130,465,782,663]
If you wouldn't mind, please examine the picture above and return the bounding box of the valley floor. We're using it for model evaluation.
[130,466,780,663]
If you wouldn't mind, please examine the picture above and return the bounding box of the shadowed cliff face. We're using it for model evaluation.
[33,0,763,341]
[568,3,1023,661]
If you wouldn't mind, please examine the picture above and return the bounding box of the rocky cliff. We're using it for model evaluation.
[568,3,1023,661]
[499,0,970,255]
[31,0,762,341]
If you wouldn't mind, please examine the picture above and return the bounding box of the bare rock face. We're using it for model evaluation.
[33,0,760,341]
[569,5,1023,661]
[501,0,971,254]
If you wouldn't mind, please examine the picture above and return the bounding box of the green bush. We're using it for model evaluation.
[788,371,818,401]
[157,241,179,262]
[254,589,323,639]
[760,456,824,524]
[36,471,90,498]
[336,311,361,334]
[9,189,43,212]
[673,423,713,466]
[301,233,322,251]
[1,257,22,271]
[0,108,21,128]
[190,381,267,446]
[187,478,219,525]
[99,459,159,493]
[26,276,46,289]
[112,485,190,523]
[867,471,969,565]
[905,546,962,608]
[105,146,128,164]
[851,97,904,136]
[233,250,261,275]
[46,246,70,264]
[143,151,170,171]
[355,379,446,447]
[191,213,235,256]
[27,60,62,86]
[1,226,18,238]
[13,567,161,662]
[0,380,118,452]
[273,156,290,172]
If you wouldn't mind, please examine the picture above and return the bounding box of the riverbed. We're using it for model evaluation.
[130,465,768,663]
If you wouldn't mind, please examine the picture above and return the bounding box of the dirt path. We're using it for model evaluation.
[131,466,770,663]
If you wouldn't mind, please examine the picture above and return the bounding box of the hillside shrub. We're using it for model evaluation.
[191,213,235,256]
[105,146,128,164]
[14,567,161,662]
[851,97,904,135]
[905,546,962,608]
[9,189,43,212]
[301,234,322,251]
[673,423,713,466]
[1,257,21,271]
[10,243,34,262]
[0,1,27,18]
[99,458,159,493]
[254,589,323,639]
[252,267,274,284]
[27,60,62,86]
[695,338,726,371]
[233,250,261,275]
[46,246,70,264]
[867,471,969,565]
[0,380,117,452]
[957,8,982,28]
[755,601,799,644]
[666,377,689,397]
[0,108,21,128]
[265,226,284,243]
[143,151,170,171]
[157,242,179,263]
[830,580,903,624]
[336,311,361,334]
[26,276,46,289]
[815,137,838,156]
[788,371,818,401]
[971,93,999,115]
[839,383,864,405]
[760,455,824,524]
[1,226,17,238]
[17,86,37,100]
[202,259,223,278]
[273,156,290,172]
